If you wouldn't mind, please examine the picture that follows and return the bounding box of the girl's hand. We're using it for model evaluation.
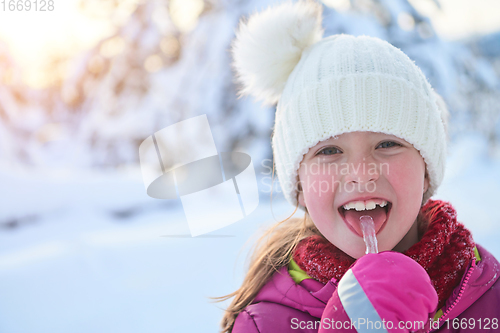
[319,251,438,332]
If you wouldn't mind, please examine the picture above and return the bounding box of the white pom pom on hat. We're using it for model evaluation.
[231,0,449,210]
[231,0,324,105]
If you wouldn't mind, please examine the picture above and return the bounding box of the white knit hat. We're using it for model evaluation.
[232,0,449,210]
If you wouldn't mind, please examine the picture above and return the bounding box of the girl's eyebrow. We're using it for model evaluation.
[318,136,342,145]
[313,140,337,150]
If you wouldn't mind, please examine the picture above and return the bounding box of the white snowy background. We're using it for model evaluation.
[0,0,499,332]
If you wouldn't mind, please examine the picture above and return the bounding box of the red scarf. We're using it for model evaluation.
[293,199,475,309]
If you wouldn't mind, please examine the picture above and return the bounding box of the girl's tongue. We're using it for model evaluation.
[343,206,387,236]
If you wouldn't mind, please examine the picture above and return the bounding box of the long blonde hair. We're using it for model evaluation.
[210,165,321,333]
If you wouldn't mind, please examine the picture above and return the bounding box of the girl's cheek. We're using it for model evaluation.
[301,167,338,190]
[386,158,425,202]
[385,162,404,185]
[317,171,339,195]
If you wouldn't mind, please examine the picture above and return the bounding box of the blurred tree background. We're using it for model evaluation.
[0,0,499,173]
[0,2,499,331]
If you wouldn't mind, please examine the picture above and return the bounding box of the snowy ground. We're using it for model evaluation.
[0,132,499,333]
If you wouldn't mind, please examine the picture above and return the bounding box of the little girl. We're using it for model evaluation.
[216,1,500,332]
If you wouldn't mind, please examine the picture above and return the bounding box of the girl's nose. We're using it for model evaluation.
[343,157,380,185]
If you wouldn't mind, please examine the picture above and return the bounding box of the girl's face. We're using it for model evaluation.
[297,131,429,259]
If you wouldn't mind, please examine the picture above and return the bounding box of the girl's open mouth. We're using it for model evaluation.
[338,202,392,237]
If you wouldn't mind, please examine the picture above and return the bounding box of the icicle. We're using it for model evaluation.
[360,215,378,254]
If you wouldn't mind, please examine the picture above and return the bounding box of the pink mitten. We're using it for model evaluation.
[320,251,438,332]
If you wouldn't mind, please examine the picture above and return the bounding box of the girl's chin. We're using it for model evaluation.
[337,244,367,259]
[343,239,394,259]
[349,252,365,259]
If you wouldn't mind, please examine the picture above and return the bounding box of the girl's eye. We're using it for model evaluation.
[378,141,402,149]
[317,147,341,155]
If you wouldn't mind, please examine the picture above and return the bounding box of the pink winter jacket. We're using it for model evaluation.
[232,244,500,332]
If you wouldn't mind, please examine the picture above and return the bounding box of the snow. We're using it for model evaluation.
[0,0,498,170]
[0,132,499,333]
[0,0,499,331]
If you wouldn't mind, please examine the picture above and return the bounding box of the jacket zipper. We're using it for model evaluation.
[426,257,476,333]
